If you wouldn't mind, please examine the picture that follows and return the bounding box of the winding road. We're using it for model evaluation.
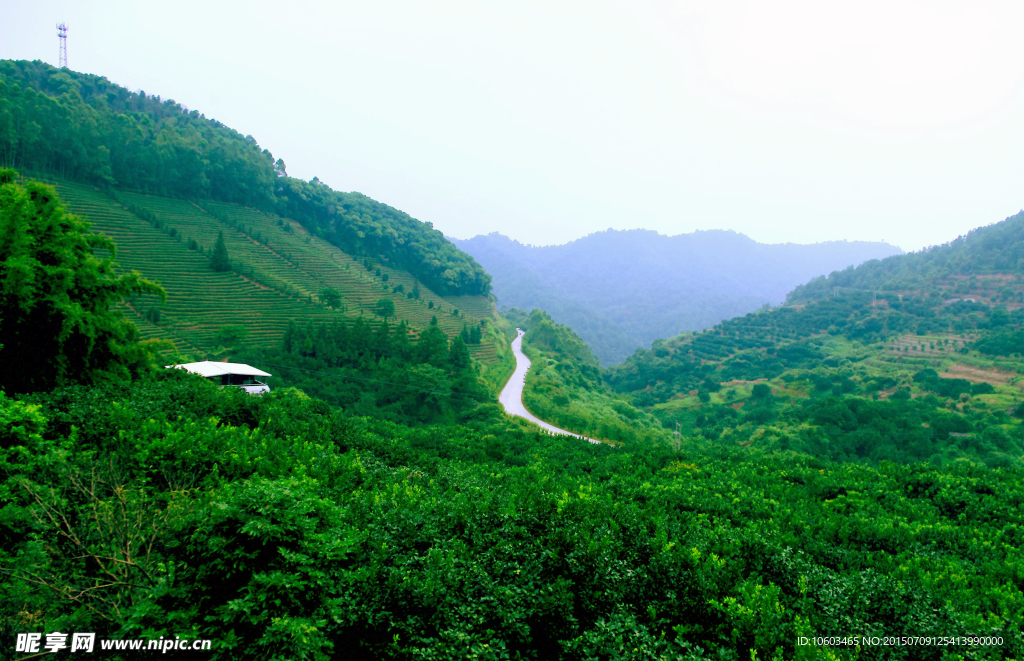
[499,328,599,444]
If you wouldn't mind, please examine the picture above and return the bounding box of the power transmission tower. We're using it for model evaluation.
[673,422,682,452]
[57,22,68,69]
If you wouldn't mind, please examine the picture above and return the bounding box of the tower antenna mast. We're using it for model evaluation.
[57,22,68,69]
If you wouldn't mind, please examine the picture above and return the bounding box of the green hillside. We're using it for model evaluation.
[0,59,490,297]
[599,212,1024,469]
[789,210,1024,302]
[456,230,901,365]
[5,132,1024,660]
[501,308,667,444]
[45,178,498,363]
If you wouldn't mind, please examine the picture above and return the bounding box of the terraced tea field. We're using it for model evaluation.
[876,333,975,365]
[52,181,498,362]
[196,198,484,328]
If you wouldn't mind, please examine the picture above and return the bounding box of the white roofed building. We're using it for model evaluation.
[167,361,272,395]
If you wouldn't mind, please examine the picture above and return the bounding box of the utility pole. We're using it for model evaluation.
[57,22,68,69]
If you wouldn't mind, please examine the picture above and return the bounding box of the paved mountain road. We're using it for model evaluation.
[498,328,599,444]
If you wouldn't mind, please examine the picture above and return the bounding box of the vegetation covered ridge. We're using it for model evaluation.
[456,228,901,365]
[0,59,490,296]
[789,209,1024,302]
[40,179,498,365]
[599,210,1024,470]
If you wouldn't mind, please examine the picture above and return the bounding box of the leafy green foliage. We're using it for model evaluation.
[0,171,164,392]
[0,391,44,449]
[238,317,490,426]
[0,62,275,205]
[214,324,248,347]
[275,177,491,296]
[913,368,992,398]
[1,375,1021,659]
[375,297,395,319]
[318,287,343,309]
[611,277,1019,397]
[973,328,1024,356]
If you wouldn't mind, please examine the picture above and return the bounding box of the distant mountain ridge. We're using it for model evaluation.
[455,229,902,365]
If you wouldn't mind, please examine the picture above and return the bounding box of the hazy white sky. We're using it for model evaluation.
[4,0,1024,251]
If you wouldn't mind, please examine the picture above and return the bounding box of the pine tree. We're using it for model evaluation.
[392,321,413,361]
[210,231,231,272]
[416,324,449,369]
[332,320,352,363]
[351,317,372,358]
[282,320,297,353]
[448,336,472,374]
[300,321,315,356]
[373,320,391,358]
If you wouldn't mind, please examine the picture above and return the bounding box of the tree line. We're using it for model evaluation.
[229,315,488,426]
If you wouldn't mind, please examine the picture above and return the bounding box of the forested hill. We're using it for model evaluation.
[5,161,1024,659]
[599,208,1024,470]
[455,229,900,365]
[0,59,489,296]
[789,210,1024,302]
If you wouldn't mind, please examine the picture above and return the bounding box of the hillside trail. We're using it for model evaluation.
[499,329,599,444]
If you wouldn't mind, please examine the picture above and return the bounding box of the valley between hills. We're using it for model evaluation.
[2,59,1023,659]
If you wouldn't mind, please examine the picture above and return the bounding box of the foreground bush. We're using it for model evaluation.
[1,373,1021,659]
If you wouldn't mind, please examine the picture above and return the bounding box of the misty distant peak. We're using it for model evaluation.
[464,227,902,253]
[453,230,902,365]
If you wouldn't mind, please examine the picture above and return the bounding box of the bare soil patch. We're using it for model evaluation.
[941,363,1017,386]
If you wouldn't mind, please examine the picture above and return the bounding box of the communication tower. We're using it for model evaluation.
[57,22,68,69]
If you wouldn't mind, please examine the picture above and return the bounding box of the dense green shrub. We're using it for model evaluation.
[0,171,164,393]
[1,375,1021,659]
